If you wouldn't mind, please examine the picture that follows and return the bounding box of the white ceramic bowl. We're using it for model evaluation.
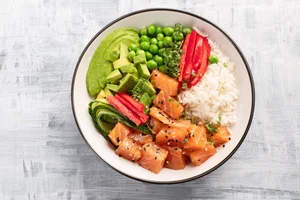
[71,8,255,183]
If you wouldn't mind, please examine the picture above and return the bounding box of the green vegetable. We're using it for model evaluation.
[106,69,122,83]
[150,38,158,45]
[157,40,183,78]
[140,35,150,42]
[89,100,151,143]
[149,44,159,54]
[107,49,120,62]
[158,65,167,73]
[147,59,157,70]
[127,50,136,61]
[163,26,174,36]
[168,98,175,102]
[106,84,119,92]
[140,41,150,51]
[205,122,218,133]
[139,93,152,107]
[140,28,147,36]
[133,54,147,64]
[136,49,145,56]
[209,55,219,64]
[217,115,222,126]
[119,64,139,77]
[132,79,156,100]
[156,26,163,34]
[86,28,139,95]
[157,41,164,48]
[157,33,164,41]
[129,43,138,52]
[145,52,153,61]
[147,24,156,35]
[182,82,187,89]
[163,36,173,47]
[183,27,192,35]
[136,63,150,79]
[153,55,163,66]
[173,32,184,41]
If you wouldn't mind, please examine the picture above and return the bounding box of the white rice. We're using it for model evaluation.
[178,39,239,126]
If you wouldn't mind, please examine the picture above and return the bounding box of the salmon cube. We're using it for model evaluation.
[151,69,179,96]
[115,138,142,162]
[190,144,216,166]
[148,117,167,135]
[184,124,207,151]
[156,127,186,146]
[108,123,131,146]
[210,126,231,147]
[139,142,168,174]
[153,90,184,119]
[164,146,187,170]
[128,130,153,145]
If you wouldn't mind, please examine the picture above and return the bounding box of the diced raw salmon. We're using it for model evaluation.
[148,117,167,135]
[128,130,153,145]
[153,90,184,119]
[115,138,142,162]
[139,142,168,174]
[164,146,187,170]
[151,69,179,96]
[156,127,186,146]
[108,123,131,146]
[210,126,231,147]
[149,106,191,129]
[189,144,216,166]
[184,124,207,151]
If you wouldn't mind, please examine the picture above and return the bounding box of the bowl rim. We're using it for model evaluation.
[71,8,255,184]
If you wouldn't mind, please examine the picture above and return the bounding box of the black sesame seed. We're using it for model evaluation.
[147,144,150,147]
[229,137,231,140]
[155,157,157,160]
[165,135,168,139]
[176,139,178,143]
[198,159,201,161]
[174,148,178,150]
[116,137,120,143]
[143,148,146,151]
[223,144,225,147]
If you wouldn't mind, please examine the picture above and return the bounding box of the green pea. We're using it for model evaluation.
[140,28,148,36]
[146,60,158,70]
[163,36,173,47]
[147,24,156,35]
[128,51,136,61]
[153,55,164,66]
[156,33,164,41]
[129,43,138,52]
[158,49,165,56]
[158,65,167,73]
[156,26,163,34]
[183,28,192,36]
[140,35,150,42]
[173,32,184,41]
[163,26,174,36]
[140,42,150,51]
[149,44,159,54]
[209,55,219,64]
[145,52,153,61]
[150,38,158,45]
[157,41,164,48]
[136,49,145,56]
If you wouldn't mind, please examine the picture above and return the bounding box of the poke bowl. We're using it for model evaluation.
[71,8,255,183]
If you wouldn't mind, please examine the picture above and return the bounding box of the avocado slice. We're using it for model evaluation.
[119,43,129,58]
[132,79,156,96]
[96,90,106,99]
[104,87,114,97]
[106,69,122,83]
[139,93,152,107]
[118,74,139,92]
[120,64,139,77]
[113,57,131,69]
[136,63,150,79]
[133,54,147,64]
[107,49,120,62]
[106,84,119,92]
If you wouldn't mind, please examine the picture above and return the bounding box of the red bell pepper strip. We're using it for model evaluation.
[178,33,191,83]
[188,37,211,88]
[118,92,145,113]
[183,30,197,81]
[191,35,204,75]
[107,96,141,126]
[115,94,149,124]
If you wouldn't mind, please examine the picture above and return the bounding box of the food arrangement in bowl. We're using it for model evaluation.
[86,23,239,174]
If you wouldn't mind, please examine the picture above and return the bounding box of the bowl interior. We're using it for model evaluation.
[72,9,254,183]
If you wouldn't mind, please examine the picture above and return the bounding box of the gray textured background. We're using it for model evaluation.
[0,0,300,199]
